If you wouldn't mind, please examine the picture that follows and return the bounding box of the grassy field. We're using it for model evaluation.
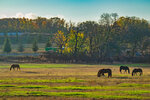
[0,63,150,100]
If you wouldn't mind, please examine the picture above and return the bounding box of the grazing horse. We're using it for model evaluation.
[132,68,143,76]
[10,64,20,71]
[120,66,130,74]
[97,69,112,78]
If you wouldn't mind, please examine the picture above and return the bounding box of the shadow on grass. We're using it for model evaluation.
[24,71,39,74]
[112,76,132,79]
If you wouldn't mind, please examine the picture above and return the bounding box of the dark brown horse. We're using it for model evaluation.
[97,69,112,78]
[10,64,20,71]
[132,68,143,76]
[120,66,130,74]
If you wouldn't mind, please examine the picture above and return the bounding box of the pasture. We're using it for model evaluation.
[0,63,150,100]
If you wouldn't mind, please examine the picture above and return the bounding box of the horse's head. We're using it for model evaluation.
[97,71,101,77]
[128,69,130,74]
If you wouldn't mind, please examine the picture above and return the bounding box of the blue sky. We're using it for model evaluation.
[0,0,150,22]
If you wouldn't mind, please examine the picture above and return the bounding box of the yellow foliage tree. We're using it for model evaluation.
[54,30,66,54]
[65,29,85,55]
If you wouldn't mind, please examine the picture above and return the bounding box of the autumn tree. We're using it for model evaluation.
[66,29,85,56]
[78,21,99,56]
[54,30,66,54]
[116,17,150,57]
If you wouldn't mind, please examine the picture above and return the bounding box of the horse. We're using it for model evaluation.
[10,64,20,71]
[120,66,130,74]
[132,68,143,76]
[97,69,112,78]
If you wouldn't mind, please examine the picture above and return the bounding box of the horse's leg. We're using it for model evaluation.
[102,73,104,76]
[108,73,110,78]
[140,72,141,76]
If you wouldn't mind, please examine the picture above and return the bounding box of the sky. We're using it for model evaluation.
[0,0,150,22]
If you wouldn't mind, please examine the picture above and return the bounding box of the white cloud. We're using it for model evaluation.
[0,12,37,19]
[0,12,66,20]
[44,14,65,19]
[25,13,37,19]
[16,12,24,18]
[0,14,7,19]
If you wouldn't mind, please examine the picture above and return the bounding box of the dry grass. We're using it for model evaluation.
[0,64,150,100]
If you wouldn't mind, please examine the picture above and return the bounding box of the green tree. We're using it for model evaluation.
[78,21,99,56]
[3,36,12,53]
[32,39,38,52]
[18,42,24,52]
[117,17,149,57]
[45,38,52,48]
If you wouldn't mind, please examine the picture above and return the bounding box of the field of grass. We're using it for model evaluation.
[0,63,150,100]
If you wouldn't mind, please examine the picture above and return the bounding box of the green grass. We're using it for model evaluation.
[0,83,150,90]
[120,90,150,95]
[51,86,119,90]
[0,84,16,87]
[0,84,117,90]
[19,85,48,89]
[0,91,149,99]
[0,63,88,68]
[118,83,150,87]
[0,78,85,84]
[0,63,150,99]
[0,63,149,68]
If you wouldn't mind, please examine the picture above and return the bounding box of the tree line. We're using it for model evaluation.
[0,13,150,63]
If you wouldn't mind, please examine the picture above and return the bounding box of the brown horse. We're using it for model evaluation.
[120,66,130,74]
[10,64,20,71]
[97,69,112,78]
[132,68,143,76]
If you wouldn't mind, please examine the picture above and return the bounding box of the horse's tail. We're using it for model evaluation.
[18,65,20,70]
[140,69,143,76]
[110,71,112,77]
[108,70,112,78]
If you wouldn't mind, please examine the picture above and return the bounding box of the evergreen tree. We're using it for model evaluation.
[16,32,19,44]
[32,39,38,52]
[18,42,24,52]
[45,38,52,48]
[3,36,12,53]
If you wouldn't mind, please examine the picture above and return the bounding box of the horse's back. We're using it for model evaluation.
[120,66,128,69]
[106,68,112,72]
[132,68,142,72]
[11,64,20,67]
